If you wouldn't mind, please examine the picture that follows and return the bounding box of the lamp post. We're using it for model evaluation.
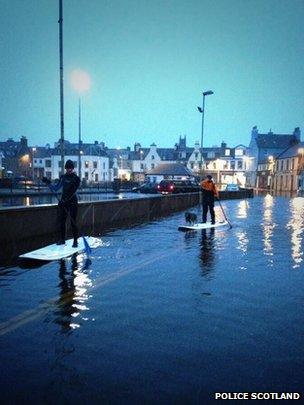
[58,0,65,176]
[298,148,304,192]
[70,69,91,181]
[32,147,36,180]
[197,90,214,176]
[268,155,274,189]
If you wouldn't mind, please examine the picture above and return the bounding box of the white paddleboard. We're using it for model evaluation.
[178,221,229,231]
[19,237,101,261]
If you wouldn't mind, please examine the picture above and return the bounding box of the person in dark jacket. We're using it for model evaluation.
[200,174,219,224]
[42,160,80,247]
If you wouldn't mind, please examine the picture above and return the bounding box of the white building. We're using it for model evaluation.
[50,154,109,182]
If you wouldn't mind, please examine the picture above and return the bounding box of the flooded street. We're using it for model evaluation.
[0,194,303,403]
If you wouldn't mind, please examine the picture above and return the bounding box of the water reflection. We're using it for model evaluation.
[199,228,215,279]
[237,200,249,219]
[287,197,304,269]
[262,194,275,257]
[55,254,92,333]
[235,229,249,254]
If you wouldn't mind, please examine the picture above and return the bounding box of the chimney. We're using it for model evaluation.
[293,127,301,141]
[20,136,28,148]
[251,126,259,141]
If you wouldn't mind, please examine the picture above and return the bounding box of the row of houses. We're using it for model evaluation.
[0,127,303,192]
[246,126,304,192]
[0,135,249,186]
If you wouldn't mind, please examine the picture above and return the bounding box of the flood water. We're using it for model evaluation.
[0,194,303,403]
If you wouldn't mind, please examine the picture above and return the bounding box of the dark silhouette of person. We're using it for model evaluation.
[42,160,80,247]
[200,175,219,224]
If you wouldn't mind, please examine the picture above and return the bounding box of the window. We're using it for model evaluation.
[223,161,228,169]
[93,161,97,169]
[225,149,230,156]
[292,159,295,170]
[207,151,215,158]
[103,162,105,170]
[45,160,51,168]
[190,163,194,169]
[95,173,98,182]
[85,172,89,179]
[85,161,89,169]
[195,152,198,159]
[140,163,144,170]
[276,161,279,171]
[151,155,155,160]
[230,161,235,170]
[286,160,289,170]
[280,161,283,171]
[151,163,155,169]
[237,160,242,169]
[235,149,244,156]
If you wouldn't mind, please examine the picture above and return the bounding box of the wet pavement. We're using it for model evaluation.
[0,194,303,403]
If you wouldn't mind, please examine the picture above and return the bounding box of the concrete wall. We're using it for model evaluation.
[0,189,253,264]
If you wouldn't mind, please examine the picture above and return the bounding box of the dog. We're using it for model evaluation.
[185,212,197,225]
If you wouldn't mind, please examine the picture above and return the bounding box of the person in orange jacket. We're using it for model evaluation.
[200,174,219,224]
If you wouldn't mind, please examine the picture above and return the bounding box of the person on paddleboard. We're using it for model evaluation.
[42,160,80,247]
[200,174,219,224]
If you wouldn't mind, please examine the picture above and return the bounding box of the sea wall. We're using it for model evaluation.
[0,189,253,263]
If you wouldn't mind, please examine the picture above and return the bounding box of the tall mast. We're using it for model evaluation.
[58,0,65,175]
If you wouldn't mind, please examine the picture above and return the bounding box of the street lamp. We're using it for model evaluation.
[197,90,214,175]
[32,147,36,180]
[70,69,91,180]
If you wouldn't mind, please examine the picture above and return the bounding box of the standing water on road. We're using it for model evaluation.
[0,194,303,403]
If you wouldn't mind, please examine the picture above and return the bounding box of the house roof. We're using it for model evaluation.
[276,141,304,159]
[146,163,194,176]
[256,134,298,149]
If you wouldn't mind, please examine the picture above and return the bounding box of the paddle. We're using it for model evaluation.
[216,196,233,228]
[43,179,91,254]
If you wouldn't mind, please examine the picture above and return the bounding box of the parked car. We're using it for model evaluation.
[157,180,200,194]
[225,183,240,191]
[131,182,159,194]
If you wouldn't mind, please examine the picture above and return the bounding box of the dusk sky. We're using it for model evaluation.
[1,0,303,149]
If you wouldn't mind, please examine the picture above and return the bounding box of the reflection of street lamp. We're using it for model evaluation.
[197,90,214,174]
[70,69,91,179]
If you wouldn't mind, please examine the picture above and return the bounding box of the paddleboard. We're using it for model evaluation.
[178,221,229,231]
[19,237,101,261]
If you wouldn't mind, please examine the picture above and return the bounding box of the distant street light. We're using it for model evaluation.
[298,148,304,171]
[70,69,91,180]
[197,90,214,175]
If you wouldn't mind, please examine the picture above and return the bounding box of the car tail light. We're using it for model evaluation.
[170,185,174,190]
[157,185,160,189]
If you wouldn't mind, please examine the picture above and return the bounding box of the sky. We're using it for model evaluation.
[0,0,304,149]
